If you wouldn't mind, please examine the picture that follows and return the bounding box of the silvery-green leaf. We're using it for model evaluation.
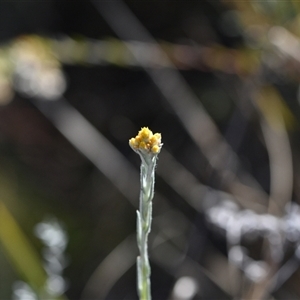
[136,210,142,249]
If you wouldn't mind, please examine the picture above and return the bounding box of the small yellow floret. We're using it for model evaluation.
[150,133,161,145]
[139,127,152,141]
[139,141,147,150]
[151,145,160,154]
[135,136,141,143]
[129,138,137,148]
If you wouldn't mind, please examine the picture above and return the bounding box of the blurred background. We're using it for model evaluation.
[1,0,300,299]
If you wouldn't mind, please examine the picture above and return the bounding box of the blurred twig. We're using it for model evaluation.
[256,86,293,216]
[81,234,137,300]
[32,98,139,205]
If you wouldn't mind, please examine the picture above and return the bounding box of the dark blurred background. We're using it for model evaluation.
[1,1,300,299]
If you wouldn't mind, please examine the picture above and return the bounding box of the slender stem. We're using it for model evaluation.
[137,157,156,300]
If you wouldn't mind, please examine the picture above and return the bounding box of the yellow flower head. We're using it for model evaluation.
[129,127,162,155]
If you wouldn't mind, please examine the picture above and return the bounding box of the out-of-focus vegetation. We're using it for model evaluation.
[1,1,300,299]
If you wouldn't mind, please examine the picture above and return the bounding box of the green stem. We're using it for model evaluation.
[137,157,156,300]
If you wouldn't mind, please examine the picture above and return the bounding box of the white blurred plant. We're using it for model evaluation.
[11,36,66,101]
[206,200,300,289]
[12,217,68,300]
[34,218,69,297]
[12,281,37,300]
